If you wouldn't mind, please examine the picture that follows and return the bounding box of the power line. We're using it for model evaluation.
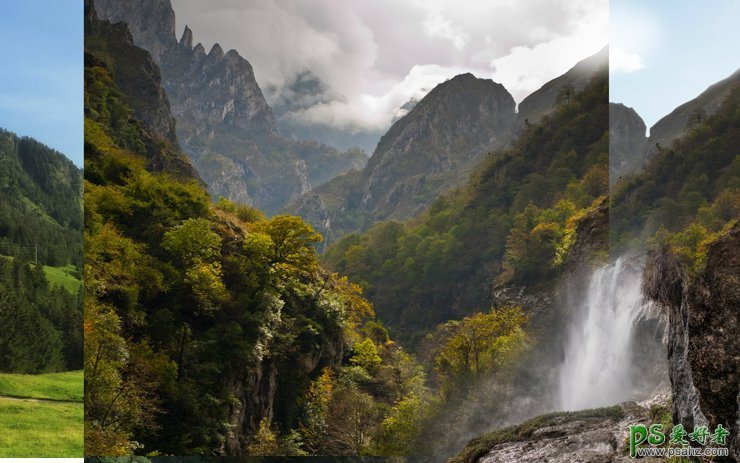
[0,242,38,264]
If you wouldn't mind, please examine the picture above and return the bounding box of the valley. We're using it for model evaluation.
[83,0,738,460]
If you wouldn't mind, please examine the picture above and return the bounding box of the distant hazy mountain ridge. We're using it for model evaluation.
[291,48,608,244]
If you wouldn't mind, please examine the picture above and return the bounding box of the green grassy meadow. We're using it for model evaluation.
[42,264,82,293]
[0,255,81,294]
[0,371,83,457]
[0,370,83,401]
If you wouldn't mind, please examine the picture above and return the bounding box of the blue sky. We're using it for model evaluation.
[0,1,83,166]
[610,0,740,133]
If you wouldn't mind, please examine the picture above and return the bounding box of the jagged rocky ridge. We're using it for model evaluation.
[291,47,608,244]
[93,0,365,214]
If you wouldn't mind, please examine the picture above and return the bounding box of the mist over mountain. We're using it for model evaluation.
[291,48,608,245]
[269,70,383,155]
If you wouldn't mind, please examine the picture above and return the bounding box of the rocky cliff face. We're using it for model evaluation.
[609,103,648,184]
[85,3,198,180]
[93,0,175,63]
[644,223,740,461]
[93,0,366,214]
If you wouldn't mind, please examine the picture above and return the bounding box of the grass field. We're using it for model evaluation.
[0,371,83,457]
[42,264,82,293]
[0,255,81,294]
[0,370,83,401]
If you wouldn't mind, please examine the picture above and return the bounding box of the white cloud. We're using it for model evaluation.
[610,47,644,74]
[423,9,469,51]
[610,3,662,67]
[171,0,607,132]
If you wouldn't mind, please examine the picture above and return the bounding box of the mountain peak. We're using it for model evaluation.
[208,43,224,60]
[515,47,607,132]
[179,25,193,49]
[357,71,516,217]
[451,72,477,81]
[421,72,509,105]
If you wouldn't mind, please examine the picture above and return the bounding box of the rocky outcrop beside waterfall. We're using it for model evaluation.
[643,222,740,461]
[451,401,665,463]
[459,202,671,463]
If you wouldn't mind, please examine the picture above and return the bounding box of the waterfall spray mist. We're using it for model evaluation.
[559,257,646,411]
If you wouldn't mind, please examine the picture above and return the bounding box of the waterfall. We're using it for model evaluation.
[559,257,647,411]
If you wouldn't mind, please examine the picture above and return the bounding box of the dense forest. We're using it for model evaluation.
[0,129,83,267]
[84,3,438,456]
[323,73,608,345]
[0,128,83,374]
[0,257,83,373]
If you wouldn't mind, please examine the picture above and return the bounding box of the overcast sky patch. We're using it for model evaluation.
[172,0,607,133]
